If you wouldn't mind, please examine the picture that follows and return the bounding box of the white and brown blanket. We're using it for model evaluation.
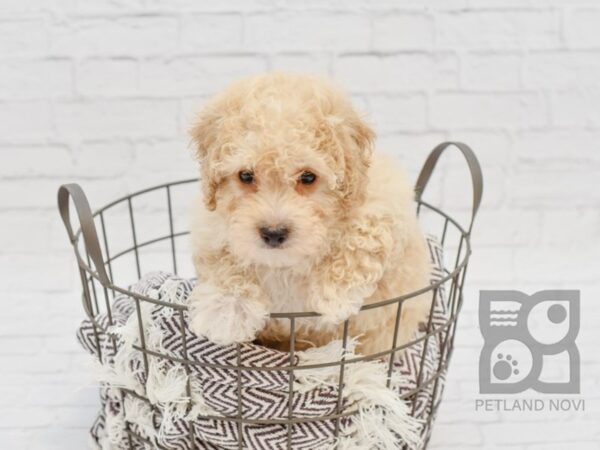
[77,237,447,450]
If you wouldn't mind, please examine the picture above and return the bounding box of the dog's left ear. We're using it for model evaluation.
[337,113,375,208]
[190,107,221,211]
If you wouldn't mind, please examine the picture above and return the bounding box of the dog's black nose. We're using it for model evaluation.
[259,226,289,248]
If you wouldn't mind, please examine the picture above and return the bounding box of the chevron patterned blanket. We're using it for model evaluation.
[77,237,447,450]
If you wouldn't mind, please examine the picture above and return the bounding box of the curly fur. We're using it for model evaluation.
[188,73,431,355]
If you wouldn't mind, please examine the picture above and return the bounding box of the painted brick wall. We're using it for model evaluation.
[1,0,599,448]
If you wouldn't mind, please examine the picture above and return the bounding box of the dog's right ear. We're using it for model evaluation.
[335,112,374,210]
[190,108,220,211]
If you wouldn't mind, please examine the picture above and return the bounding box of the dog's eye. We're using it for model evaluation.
[238,170,254,184]
[299,171,317,185]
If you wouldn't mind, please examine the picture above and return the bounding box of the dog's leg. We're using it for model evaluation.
[188,251,269,345]
[309,214,393,326]
[310,281,378,327]
[188,283,269,344]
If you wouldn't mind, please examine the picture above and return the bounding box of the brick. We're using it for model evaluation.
[0,145,73,177]
[494,401,582,424]
[50,17,179,57]
[0,314,81,338]
[139,56,268,96]
[0,407,55,428]
[73,0,143,14]
[539,210,600,245]
[0,60,72,99]
[54,99,179,139]
[128,138,197,186]
[527,444,599,450]
[514,130,600,167]
[3,353,70,374]
[458,294,480,317]
[513,244,597,284]
[436,11,559,49]
[244,13,371,51]
[181,14,243,51]
[452,325,486,350]
[303,0,469,11]
[447,346,483,367]
[0,337,43,354]
[481,420,600,445]
[42,335,83,353]
[430,92,547,129]
[0,101,54,143]
[138,0,275,13]
[376,132,448,173]
[372,13,434,50]
[0,432,28,450]
[462,52,521,91]
[0,212,53,254]
[369,94,428,133]
[552,90,600,127]
[54,406,99,427]
[0,20,48,56]
[334,53,458,93]
[72,140,134,177]
[466,247,514,284]
[510,166,600,208]
[25,385,98,407]
[0,253,74,293]
[565,8,600,48]
[456,0,540,6]
[0,0,38,14]
[27,428,97,450]
[76,58,138,96]
[455,307,477,329]
[0,0,76,14]
[436,380,461,403]
[0,293,71,318]
[472,209,540,247]
[523,51,600,89]
[428,423,483,446]
[435,399,500,423]
[269,54,331,75]
[0,388,23,407]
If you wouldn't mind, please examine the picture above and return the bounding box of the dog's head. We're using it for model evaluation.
[190,73,374,268]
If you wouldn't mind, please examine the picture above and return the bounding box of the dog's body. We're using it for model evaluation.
[188,73,431,355]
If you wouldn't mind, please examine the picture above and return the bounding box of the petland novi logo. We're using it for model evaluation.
[475,290,584,412]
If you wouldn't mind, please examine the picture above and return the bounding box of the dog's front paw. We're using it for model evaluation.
[188,284,269,345]
[311,285,372,326]
[316,300,361,326]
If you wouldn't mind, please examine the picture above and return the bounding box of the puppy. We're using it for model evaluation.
[188,73,431,356]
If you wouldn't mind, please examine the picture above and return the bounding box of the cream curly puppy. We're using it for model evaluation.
[188,73,431,355]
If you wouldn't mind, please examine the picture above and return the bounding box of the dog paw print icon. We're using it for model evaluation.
[479,290,580,394]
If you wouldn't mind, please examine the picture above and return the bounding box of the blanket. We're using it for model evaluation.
[77,236,448,450]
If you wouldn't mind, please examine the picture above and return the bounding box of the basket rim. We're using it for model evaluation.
[70,177,472,319]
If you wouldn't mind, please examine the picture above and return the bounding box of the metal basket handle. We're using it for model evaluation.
[415,141,483,234]
[58,184,111,287]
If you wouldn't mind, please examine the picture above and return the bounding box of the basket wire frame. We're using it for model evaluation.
[58,142,482,450]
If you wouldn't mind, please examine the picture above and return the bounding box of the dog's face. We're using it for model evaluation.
[191,74,374,268]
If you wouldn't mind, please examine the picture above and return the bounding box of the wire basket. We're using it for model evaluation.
[58,142,482,450]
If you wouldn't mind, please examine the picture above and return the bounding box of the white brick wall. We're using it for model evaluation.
[1,1,599,448]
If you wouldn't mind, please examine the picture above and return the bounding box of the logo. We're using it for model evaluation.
[479,290,580,394]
